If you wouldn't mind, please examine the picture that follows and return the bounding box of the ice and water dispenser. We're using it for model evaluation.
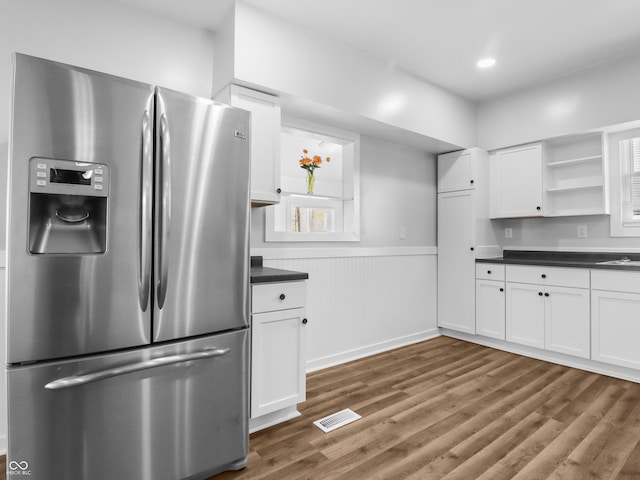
[28,158,109,254]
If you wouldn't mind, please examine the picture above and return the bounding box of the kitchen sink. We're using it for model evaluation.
[596,258,640,266]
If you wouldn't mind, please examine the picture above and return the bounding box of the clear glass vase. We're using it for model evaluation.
[306,171,315,194]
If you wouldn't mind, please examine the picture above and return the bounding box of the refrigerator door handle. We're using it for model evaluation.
[138,108,153,312]
[157,111,171,309]
[43,347,231,390]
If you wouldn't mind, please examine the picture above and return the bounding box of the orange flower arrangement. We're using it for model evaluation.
[299,149,330,194]
[298,149,330,174]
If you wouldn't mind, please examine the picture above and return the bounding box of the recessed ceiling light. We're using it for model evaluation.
[477,58,496,69]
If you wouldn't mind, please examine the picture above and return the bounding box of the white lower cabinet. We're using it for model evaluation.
[504,265,590,358]
[475,264,506,340]
[251,308,306,417]
[591,270,640,369]
[544,285,590,358]
[476,280,506,339]
[251,281,307,428]
[506,283,545,348]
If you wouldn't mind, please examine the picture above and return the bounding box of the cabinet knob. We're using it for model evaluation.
[302,318,308,325]
[279,293,286,300]
[536,206,541,211]
[541,274,547,279]
[499,288,504,292]
[544,292,550,297]
[470,179,474,184]
[470,247,475,251]
[487,270,492,274]
[276,188,282,194]
[538,292,543,296]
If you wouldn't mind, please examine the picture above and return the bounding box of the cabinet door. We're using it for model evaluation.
[475,279,505,339]
[227,86,281,206]
[437,190,475,334]
[506,283,545,348]
[544,286,590,358]
[251,308,306,418]
[591,290,640,369]
[490,143,543,218]
[437,149,475,193]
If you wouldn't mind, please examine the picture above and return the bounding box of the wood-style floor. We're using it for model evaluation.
[215,336,640,480]
[2,337,639,479]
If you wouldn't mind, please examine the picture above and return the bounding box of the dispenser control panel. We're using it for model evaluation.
[29,157,109,197]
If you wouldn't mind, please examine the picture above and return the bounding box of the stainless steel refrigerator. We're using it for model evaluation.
[6,54,251,480]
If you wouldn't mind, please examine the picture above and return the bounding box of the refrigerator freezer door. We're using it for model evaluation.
[7,54,154,363]
[7,329,249,480]
[153,88,251,341]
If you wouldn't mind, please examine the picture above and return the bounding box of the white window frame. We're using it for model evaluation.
[265,117,360,242]
[609,127,640,237]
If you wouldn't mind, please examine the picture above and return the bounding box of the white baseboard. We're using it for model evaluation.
[306,329,441,373]
[249,406,301,433]
[441,329,640,384]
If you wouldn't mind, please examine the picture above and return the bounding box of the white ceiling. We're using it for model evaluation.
[114,0,640,102]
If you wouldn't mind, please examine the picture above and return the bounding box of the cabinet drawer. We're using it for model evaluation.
[506,265,589,288]
[592,270,640,294]
[476,263,505,281]
[252,281,306,313]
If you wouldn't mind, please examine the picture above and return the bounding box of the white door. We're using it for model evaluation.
[227,85,281,205]
[437,190,475,334]
[490,143,543,218]
[544,286,590,358]
[476,279,506,340]
[437,149,475,193]
[506,283,545,348]
[251,308,306,418]
[591,290,640,369]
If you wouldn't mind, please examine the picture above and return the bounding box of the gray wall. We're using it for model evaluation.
[497,215,640,251]
[250,135,437,249]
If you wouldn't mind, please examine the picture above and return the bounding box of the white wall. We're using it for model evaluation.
[0,0,216,250]
[258,251,439,371]
[477,50,640,151]
[251,135,437,249]
[219,3,476,150]
[478,50,640,251]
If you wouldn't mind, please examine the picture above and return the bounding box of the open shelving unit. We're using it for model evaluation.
[543,132,609,216]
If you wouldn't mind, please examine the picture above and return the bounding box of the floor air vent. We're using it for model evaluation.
[313,408,362,433]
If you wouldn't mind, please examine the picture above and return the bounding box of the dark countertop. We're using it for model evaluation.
[250,256,309,284]
[478,250,640,271]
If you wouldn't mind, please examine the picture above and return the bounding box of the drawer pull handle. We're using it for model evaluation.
[538,292,543,296]
[279,294,286,300]
[487,270,492,274]
[544,292,550,297]
[499,288,504,292]
[302,318,308,325]
[541,274,547,279]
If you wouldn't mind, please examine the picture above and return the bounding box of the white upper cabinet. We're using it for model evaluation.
[490,142,543,218]
[215,85,281,206]
[437,149,477,192]
[490,132,608,218]
[543,132,608,216]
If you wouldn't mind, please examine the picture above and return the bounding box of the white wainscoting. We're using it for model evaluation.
[253,247,439,372]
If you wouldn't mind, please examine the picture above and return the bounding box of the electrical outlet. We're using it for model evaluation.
[577,225,588,238]
[399,226,406,240]
[504,227,513,239]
